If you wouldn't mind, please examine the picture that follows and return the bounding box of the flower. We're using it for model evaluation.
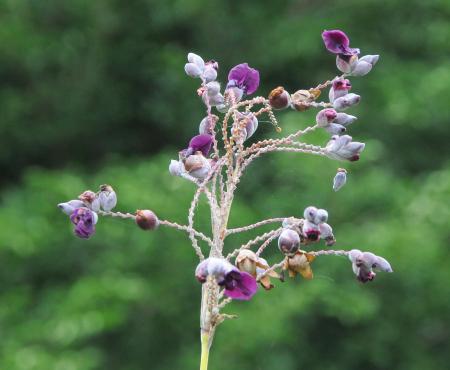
[348,249,393,283]
[58,199,85,215]
[333,93,360,110]
[319,223,336,246]
[184,53,218,82]
[278,229,300,255]
[195,257,258,300]
[183,153,211,180]
[268,86,291,110]
[325,135,365,161]
[302,220,320,241]
[98,184,117,212]
[227,63,260,95]
[350,55,380,77]
[232,112,259,143]
[169,159,184,176]
[70,207,96,239]
[333,168,347,191]
[78,190,100,212]
[316,108,337,127]
[329,78,352,102]
[322,30,360,56]
[334,112,357,126]
[199,115,219,135]
[235,250,279,290]
[135,210,159,230]
[283,251,316,279]
[185,134,213,157]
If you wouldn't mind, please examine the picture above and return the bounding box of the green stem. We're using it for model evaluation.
[200,331,210,370]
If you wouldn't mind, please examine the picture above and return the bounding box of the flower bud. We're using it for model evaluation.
[278,229,300,255]
[302,220,320,241]
[224,85,244,104]
[98,184,117,212]
[268,86,291,110]
[336,54,358,74]
[169,159,183,176]
[58,200,85,215]
[325,123,346,135]
[78,190,101,212]
[329,78,352,102]
[303,206,318,222]
[314,209,328,224]
[333,93,361,110]
[291,90,314,111]
[319,223,335,246]
[359,55,379,66]
[199,115,219,135]
[184,63,202,78]
[333,168,347,191]
[187,53,205,69]
[202,65,217,82]
[350,61,372,77]
[184,153,211,180]
[316,108,337,127]
[334,112,357,126]
[203,92,224,106]
[135,209,159,231]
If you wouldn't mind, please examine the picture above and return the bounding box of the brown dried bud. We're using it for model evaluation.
[291,90,314,111]
[135,210,159,231]
[268,86,291,110]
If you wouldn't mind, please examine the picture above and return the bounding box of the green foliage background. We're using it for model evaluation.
[0,0,449,369]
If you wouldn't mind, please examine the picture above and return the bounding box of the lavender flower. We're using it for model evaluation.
[350,55,380,77]
[333,93,361,110]
[184,53,218,82]
[325,135,365,161]
[334,112,357,126]
[333,168,347,191]
[316,108,337,127]
[58,199,85,215]
[199,115,219,135]
[322,30,360,56]
[195,257,258,300]
[329,78,352,102]
[227,63,260,95]
[98,184,117,212]
[78,190,100,212]
[319,223,336,246]
[232,112,259,142]
[70,207,96,239]
[183,153,211,180]
[348,249,393,283]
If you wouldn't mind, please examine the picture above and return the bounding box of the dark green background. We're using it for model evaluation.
[0,0,449,369]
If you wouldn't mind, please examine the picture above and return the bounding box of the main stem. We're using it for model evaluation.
[200,331,211,370]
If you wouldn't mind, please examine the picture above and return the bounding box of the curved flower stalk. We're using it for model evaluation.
[57,30,392,370]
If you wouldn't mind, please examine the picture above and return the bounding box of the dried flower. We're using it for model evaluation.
[70,207,96,239]
[235,251,279,290]
[283,251,316,279]
[348,249,393,283]
[291,90,315,111]
[322,30,360,56]
[333,93,361,110]
[326,135,365,162]
[195,257,258,300]
[184,153,211,180]
[135,210,159,230]
[278,229,300,255]
[329,78,352,102]
[227,63,260,95]
[268,86,291,110]
[256,257,280,290]
[98,185,117,212]
[333,168,347,191]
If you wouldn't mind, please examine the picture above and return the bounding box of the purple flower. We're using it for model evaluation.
[325,135,365,162]
[349,249,393,283]
[70,207,96,239]
[195,257,258,300]
[227,63,260,95]
[322,30,360,56]
[184,134,213,157]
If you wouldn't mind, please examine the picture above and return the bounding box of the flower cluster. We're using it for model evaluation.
[57,29,392,369]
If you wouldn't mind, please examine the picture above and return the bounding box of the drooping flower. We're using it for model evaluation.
[333,93,361,110]
[227,63,260,95]
[283,251,316,279]
[322,30,360,56]
[195,257,258,300]
[329,78,352,102]
[333,168,347,191]
[316,108,337,127]
[348,249,393,283]
[325,135,365,161]
[70,207,96,239]
[350,55,380,77]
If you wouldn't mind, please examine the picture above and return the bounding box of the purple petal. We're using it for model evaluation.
[227,63,260,95]
[322,30,359,56]
[74,221,95,239]
[188,134,213,157]
[224,271,258,300]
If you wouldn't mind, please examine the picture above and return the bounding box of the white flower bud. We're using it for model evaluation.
[334,113,357,126]
[184,63,202,78]
[359,55,379,66]
[202,65,217,82]
[374,256,393,272]
[57,200,84,215]
[333,168,347,191]
[98,185,117,212]
[303,206,318,222]
[325,123,346,135]
[314,209,328,224]
[187,53,205,70]
[203,92,224,106]
[333,93,361,110]
[336,54,358,74]
[205,81,221,97]
[92,211,98,225]
[199,115,218,135]
[169,159,183,176]
[319,222,335,246]
[350,61,372,77]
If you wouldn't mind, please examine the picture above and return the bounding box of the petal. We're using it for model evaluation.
[188,134,213,157]
[224,272,258,300]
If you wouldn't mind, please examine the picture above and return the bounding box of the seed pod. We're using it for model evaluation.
[135,210,159,231]
[268,86,291,110]
[278,229,300,255]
